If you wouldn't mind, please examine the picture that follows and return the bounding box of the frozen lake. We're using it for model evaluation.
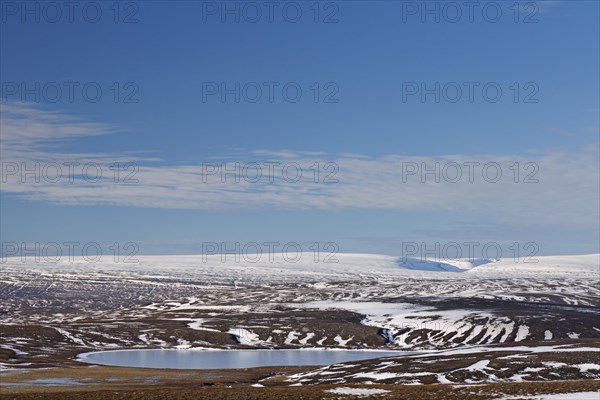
[78,349,409,369]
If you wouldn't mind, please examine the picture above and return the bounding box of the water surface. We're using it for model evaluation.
[78,349,409,369]
[1,378,86,387]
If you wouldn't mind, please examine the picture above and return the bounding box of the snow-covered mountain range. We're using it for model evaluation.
[2,253,598,286]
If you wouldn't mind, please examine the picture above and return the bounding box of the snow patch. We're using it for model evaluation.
[228,328,264,346]
[576,363,600,372]
[352,372,399,380]
[515,325,530,342]
[325,387,391,397]
[54,328,86,346]
[284,331,300,345]
[464,360,490,371]
[499,391,600,399]
[334,335,354,346]
[299,333,315,345]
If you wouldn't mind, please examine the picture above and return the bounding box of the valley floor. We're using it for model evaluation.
[1,255,599,399]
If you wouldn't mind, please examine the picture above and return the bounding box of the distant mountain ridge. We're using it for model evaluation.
[398,254,599,275]
[2,253,598,284]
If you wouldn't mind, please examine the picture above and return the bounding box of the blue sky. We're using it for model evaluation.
[1,1,599,257]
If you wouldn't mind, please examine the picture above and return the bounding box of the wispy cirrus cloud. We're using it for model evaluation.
[1,102,598,229]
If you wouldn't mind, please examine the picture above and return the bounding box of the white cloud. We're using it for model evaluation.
[1,102,598,229]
